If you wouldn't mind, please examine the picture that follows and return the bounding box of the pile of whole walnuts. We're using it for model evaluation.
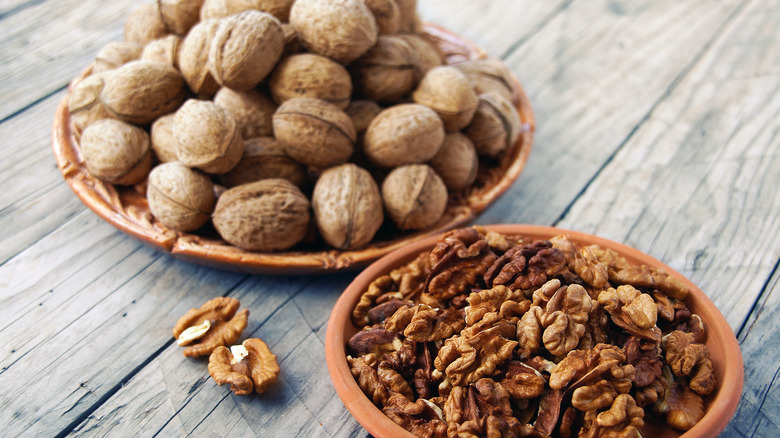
[347,227,716,437]
[68,0,523,252]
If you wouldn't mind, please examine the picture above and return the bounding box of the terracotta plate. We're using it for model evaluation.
[51,24,534,274]
[325,224,743,438]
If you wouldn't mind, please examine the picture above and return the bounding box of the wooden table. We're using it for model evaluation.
[1,0,777,436]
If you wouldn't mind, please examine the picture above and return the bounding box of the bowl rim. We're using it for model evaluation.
[325,224,744,438]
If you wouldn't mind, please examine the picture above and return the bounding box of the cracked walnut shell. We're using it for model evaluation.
[173,297,249,357]
[208,338,280,395]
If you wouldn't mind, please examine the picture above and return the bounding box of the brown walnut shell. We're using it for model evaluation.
[218,137,307,188]
[149,113,179,163]
[100,60,185,125]
[124,3,169,45]
[141,35,182,68]
[147,162,215,232]
[268,53,353,109]
[290,0,378,63]
[173,99,244,174]
[454,58,518,105]
[429,132,478,191]
[157,0,204,35]
[93,41,143,74]
[68,72,115,135]
[213,87,277,139]
[79,119,152,186]
[178,19,221,98]
[466,91,522,158]
[362,0,401,35]
[412,66,478,132]
[381,164,447,230]
[201,0,294,22]
[351,35,417,103]
[363,103,444,167]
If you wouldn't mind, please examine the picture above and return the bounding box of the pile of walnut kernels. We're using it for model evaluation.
[69,0,523,252]
[347,227,716,437]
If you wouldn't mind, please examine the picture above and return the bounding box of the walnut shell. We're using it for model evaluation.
[201,0,294,22]
[429,132,478,191]
[212,179,311,251]
[312,163,383,249]
[362,0,400,35]
[157,0,204,35]
[381,164,447,230]
[454,58,517,105]
[363,103,444,167]
[93,41,143,74]
[79,119,152,185]
[398,33,443,80]
[68,72,116,134]
[218,137,307,188]
[209,10,285,91]
[124,3,169,45]
[346,100,383,134]
[178,19,221,98]
[465,91,522,157]
[213,87,277,139]
[101,60,185,125]
[412,66,478,132]
[268,54,353,109]
[272,97,356,169]
[147,161,215,231]
[395,0,421,33]
[281,23,305,55]
[141,35,182,68]
[351,35,417,102]
[290,0,378,63]
[173,99,244,174]
[150,113,179,163]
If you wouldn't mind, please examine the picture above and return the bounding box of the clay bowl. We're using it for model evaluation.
[51,24,534,275]
[325,224,743,438]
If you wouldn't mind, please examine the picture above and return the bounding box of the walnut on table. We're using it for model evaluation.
[172,297,248,357]
[208,338,280,395]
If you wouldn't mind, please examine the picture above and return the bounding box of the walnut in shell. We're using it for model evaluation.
[363,103,444,167]
[209,10,285,91]
[465,91,521,158]
[212,178,311,251]
[79,119,152,186]
[201,0,294,22]
[362,0,401,35]
[92,41,143,74]
[124,3,169,45]
[381,164,447,230]
[412,66,478,132]
[140,35,182,68]
[346,100,383,135]
[312,163,383,249]
[268,53,353,109]
[147,161,215,231]
[395,0,421,33]
[157,0,204,35]
[213,87,277,139]
[100,60,185,125]
[290,0,378,63]
[149,113,179,163]
[173,99,244,174]
[178,19,221,98]
[218,137,307,188]
[272,97,356,169]
[398,33,443,80]
[68,72,116,135]
[351,35,417,102]
[454,58,517,105]
[429,132,478,191]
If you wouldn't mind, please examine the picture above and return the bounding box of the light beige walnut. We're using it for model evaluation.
[454,59,517,105]
[209,10,285,91]
[382,164,447,230]
[93,41,143,74]
[363,103,444,167]
[212,178,311,251]
[141,35,182,68]
[429,132,478,191]
[79,119,152,186]
[465,91,521,158]
[362,0,400,35]
[101,60,185,125]
[272,97,356,169]
[218,137,307,188]
[213,87,277,139]
[157,0,204,35]
[68,72,116,135]
[201,0,294,22]
[312,163,383,249]
[412,66,478,132]
[124,3,169,45]
[149,113,179,163]
[178,19,221,98]
[268,54,353,109]
[147,162,215,231]
[351,35,417,102]
[290,0,378,63]
[173,99,244,174]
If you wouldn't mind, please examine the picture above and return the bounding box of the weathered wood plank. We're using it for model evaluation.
[554,0,780,330]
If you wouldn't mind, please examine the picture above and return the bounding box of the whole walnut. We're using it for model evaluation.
[346,99,383,135]
[212,179,311,251]
[147,162,215,231]
[412,66,478,132]
[272,97,356,169]
[351,35,417,102]
[362,0,401,35]
[381,164,447,230]
[68,72,116,135]
[213,87,277,139]
[268,54,353,109]
[281,23,305,56]
[429,132,478,191]
[395,0,421,33]
[398,34,443,80]
[454,59,517,105]
[157,0,204,35]
[141,35,182,68]
[363,103,444,168]
[290,0,378,63]
[209,10,285,91]
[93,41,143,74]
[312,163,383,249]
[79,119,152,186]
[124,3,169,45]
[150,113,179,163]
[173,99,244,174]
[218,137,307,188]
[201,0,294,22]
[101,60,185,125]
[178,19,221,98]
[465,92,521,157]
